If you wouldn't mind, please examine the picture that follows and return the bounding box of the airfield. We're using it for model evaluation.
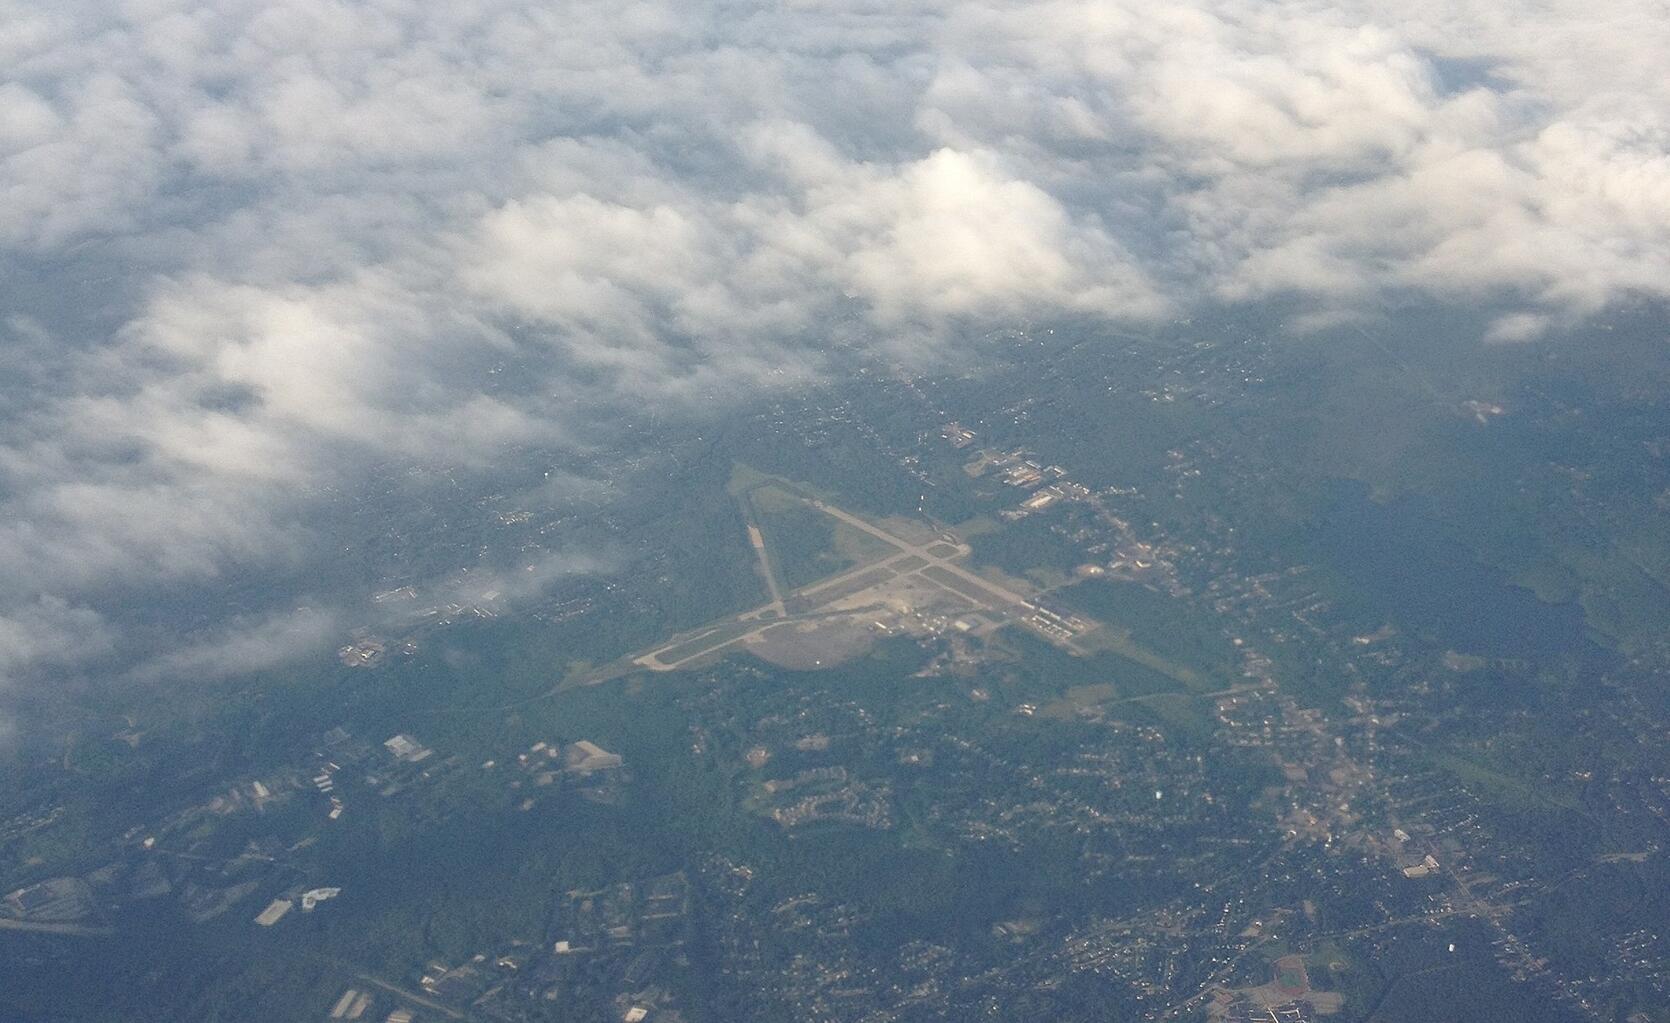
[627,476,1098,674]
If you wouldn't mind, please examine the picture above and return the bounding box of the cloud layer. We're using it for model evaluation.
[1,0,1667,716]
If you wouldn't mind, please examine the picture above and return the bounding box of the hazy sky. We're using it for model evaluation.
[1,0,1667,729]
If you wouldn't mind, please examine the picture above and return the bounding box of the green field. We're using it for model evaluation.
[731,467,896,592]
[1056,578,1238,690]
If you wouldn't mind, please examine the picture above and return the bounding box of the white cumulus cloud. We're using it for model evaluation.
[0,0,1665,724]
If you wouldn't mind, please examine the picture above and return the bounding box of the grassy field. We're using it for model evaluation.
[1057,578,1238,691]
[730,466,896,592]
[1423,749,1581,812]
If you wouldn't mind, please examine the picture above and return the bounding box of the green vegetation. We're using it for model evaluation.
[12,316,1670,1023]
[731,467,897,592]
[1124,692,1216,744]
[1057,578,1238,689]
[1368,952,1571,1023]
[992,629,1184,702]
[1422,749,1581,812]
[968,516,1086,581]
[1039,683,1119,720]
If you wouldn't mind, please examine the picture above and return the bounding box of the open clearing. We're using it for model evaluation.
[746,618,879,670]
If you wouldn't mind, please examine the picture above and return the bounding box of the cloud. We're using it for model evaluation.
[465,138,1167,385]
[0,598,112,675]
[416,548,625,617]
[127,605,340,684]
[0,0,1666,719]
[0,597,113,740]
[765,143,1167,325]
[926,0,1670,315]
